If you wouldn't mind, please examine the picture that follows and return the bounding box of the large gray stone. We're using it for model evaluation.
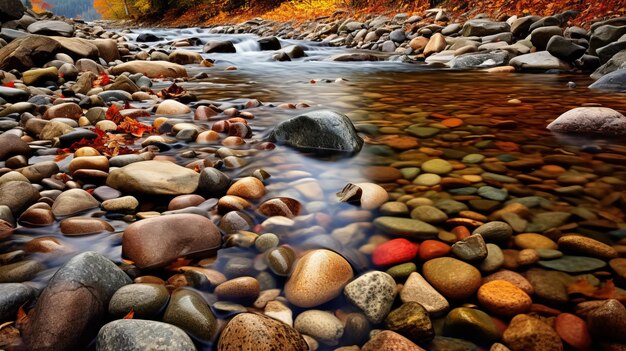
[510,51,571,71]
[268,110,363,155]
[97,319,196,351]
[462,20,510,37]
[449,51,509,69]
[0,35,61,71]
[590,25,626,54]
[21,252,131,351]
[547,36,586,61]
[547,107,626,135]
[0,283,34,322]
[27,20,75,37]
[591,50,626,79]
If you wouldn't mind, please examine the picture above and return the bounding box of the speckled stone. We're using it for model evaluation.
[385,301,435,344]
[473,221,513,242]
[478,243,504,273]
[344,271,397,323]
[97,319,195,351]
[483,270,534,295]
[422,257,481,300]
[503,314,563,351]
[51,189,100,216]
[285,249,353,308]
[514,234,557,250]
[294,309,344,345]
[557,235,618,259]
[587,299,626,343]
[477,280,532,316]
[452,234,488,261]
[217,313,308,351]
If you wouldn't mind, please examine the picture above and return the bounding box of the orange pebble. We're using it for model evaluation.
[452,226,471,240]
[441,118,463,127]
[418,240,451,260]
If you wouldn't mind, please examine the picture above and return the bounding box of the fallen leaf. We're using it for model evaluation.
[123,309,134,319]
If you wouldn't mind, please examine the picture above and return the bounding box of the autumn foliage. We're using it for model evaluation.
[93,0,626,26]
[31,0,54,13]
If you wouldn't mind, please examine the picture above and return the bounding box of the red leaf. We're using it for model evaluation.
[3,82,15,88]
[105,105,124,124]
[123,309,134,319]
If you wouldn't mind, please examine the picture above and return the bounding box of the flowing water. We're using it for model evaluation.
[8,27,626,349]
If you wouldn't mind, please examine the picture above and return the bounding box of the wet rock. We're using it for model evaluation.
[122,213,221,268]
[344,271,397,323]
[215,276,260,304]
[285,249,353,308]
[169,50,202,65]
[443,307,501,346]
[502,314,563,351]
[530,26,562,51]
[452,234,488,261]
[156,99,192,115]
[547,36,586,61]
[217,313,308,351]
[110,60,187,78]
[227,176,266,200]
[547,107,626,135]
[362,330,425,351]
[385,302,435,344]
[558,235,617,259]
[338,182,389,210]
[587,299,626,342]
[258,36,281,51]
[449,51,509,69]
[400,272,449,315]
[0,181,39,216]
[510,51,571,71]
[51,189,99,217]
[203,40,236,53]
[555,313,592,351]
[0,134,29,161]
[374,216,438,240]
[0,260,44,283]
[268,110,363,155]
[294,310,344,345]
[473,221,513,242]
[107,160,200,195]
[538,255,606,273]
[590,67,626,91]
[422,257,481,300]
[0,86,29,103]
[0,283,34,322]
[136,33,160,42]
[463,20,510,37]
[101,196,138,212]
[60,217,114,236]
[108,283,169,318]
[163,288,218,341]
[97,319,195,351]
[21,252,131,351]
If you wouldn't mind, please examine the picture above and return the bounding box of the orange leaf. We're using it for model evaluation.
[118,117,154,137]
[165,257,192,271]
[105,105,124,124]
[568,279,626,303]
[123,309,134,319]
[16,303,28,329]
[495,141,519,152]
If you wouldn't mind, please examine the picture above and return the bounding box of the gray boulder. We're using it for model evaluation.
[530,26,562,51]
[591,50,626,79]
[462,20,510,37]
[97,319,195,351]
[0,283,34,322]
[0,0,26,22]
[268,110,364,155]
[510,51,571,71]
[547,36,586,61]
[21,251,131,351]
[449,51,509,69]
[547,107,626,135]
[597,41,626,63]
[590,68,626,91]
[27,21,75,37]
[590,25,626,54]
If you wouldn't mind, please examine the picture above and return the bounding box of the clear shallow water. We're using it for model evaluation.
[7,27,626,349]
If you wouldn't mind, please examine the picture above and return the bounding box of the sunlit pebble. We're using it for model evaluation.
[212,120,230,133]
[226,66,237,71]
[222,136,245,147]
[567,81,577,88]
[256,142,276,150]
[153,117,168,129]
[223,107,239,117]
[239,111,254,119]
[277,103,296,109]
[96,120,117,132]
[507,98,522,104]
[196,130,221,144]
[295,103,310,108]
[228,117,248,124]
[201,59,214,67]
[74,147,101,157]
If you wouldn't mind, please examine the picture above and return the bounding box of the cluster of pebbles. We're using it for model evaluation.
[0,1,626,351]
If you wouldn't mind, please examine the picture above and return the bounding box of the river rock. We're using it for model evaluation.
[285,249,353,307]
[422,257,481,300]
[268,110,363,155]
[198,167,231,197]
[362,330,425,351]
[538,255,606,273]
[122,213,221,268]
[97,319,195,351]
[503,314,563,351]
[163,288,218,341]
[554,313,592,351]
[0,181,39,216]
[558,235,617,259]
[400,272,449,316]
[294,310,344,345]
[477,280,532,316]
[60,217,114,236]
[510,51,571,71]
[217,313,308,351]
[0,283,34,322]
[344,271,397,323]
[463,20,510,37]
[443,307,501,346]
[547,36,586,61]
[590,66,626,90]
[156,99,192,115]
[547,107,626,135]
[107,160,200,195]
[51,189,99,217]
[0,86,29,103]
[374,216,438,239]
[21,251,131,351]
[0,0,25,22]
[587,299,626,342]
[0,134,29,161]
[338,182,388,210]
[203,40,236,53]
[110,60,188,78]
[27,20,74,37]
[169,50,202,65]
[385,302,434,344]
[452,234,488,261]
[0,35,62,71]
[108,283,169,318]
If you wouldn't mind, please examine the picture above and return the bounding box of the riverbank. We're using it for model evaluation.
[1,1,626,351]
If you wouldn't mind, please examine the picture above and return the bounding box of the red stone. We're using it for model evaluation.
[555,313,592,351]
[372,238,418,266]
[452,226,471,240]
[418,240,451,261]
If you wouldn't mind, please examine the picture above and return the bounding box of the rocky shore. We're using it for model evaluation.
[1,1,626,351]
